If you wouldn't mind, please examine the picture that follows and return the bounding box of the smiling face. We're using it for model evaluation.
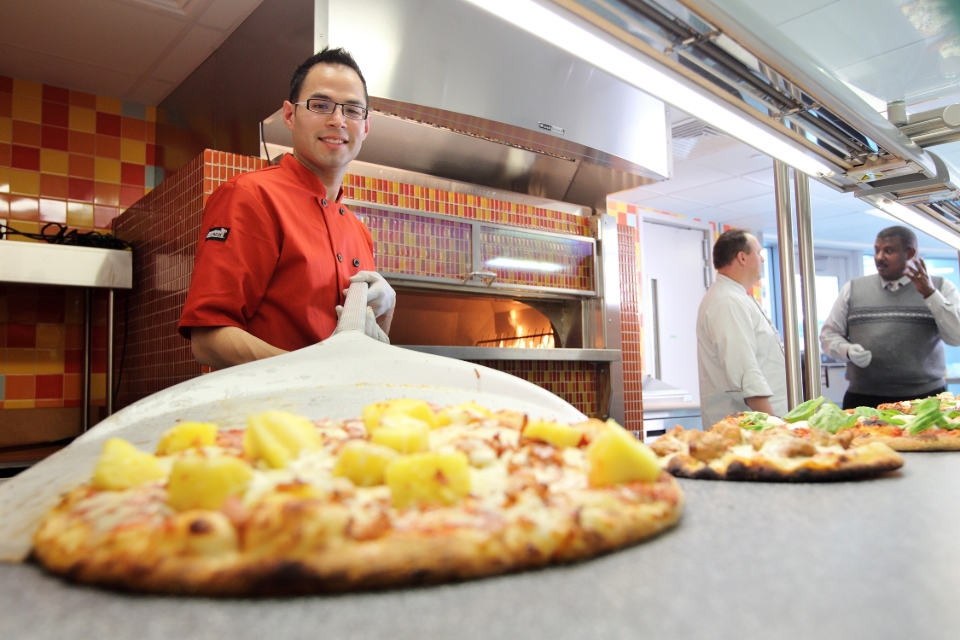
[282,63,370,194]
[874,235,914,280]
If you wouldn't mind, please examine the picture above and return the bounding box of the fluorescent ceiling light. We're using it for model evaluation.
[875,199,960,251]
[463,0,835,178]
[485,257,564,272]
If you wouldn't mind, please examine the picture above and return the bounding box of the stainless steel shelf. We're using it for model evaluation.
[397,346,621,362]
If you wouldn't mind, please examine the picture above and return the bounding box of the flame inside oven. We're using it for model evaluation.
[476,309,556,348]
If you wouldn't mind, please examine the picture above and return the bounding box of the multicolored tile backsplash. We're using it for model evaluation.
[0,75,157,414]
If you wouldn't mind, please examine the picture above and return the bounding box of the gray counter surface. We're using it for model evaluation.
[2,453,958,640]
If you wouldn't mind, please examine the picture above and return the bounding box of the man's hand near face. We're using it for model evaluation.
[905,255,936,298]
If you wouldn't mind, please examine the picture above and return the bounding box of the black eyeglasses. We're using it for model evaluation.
[294,99,368,120]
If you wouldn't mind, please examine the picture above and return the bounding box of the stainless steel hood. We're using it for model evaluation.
[264,0,673,211]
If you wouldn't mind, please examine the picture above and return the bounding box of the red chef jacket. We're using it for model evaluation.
[178,153,375,352]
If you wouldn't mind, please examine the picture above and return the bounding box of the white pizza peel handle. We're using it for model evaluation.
[334,281,368,335]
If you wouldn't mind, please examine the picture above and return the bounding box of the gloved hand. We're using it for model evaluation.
[846,343,872,368]
[335,305,390,344]
[346,271,395,318]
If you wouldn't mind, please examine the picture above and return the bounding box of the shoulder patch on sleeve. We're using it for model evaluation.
[206,227,230,242]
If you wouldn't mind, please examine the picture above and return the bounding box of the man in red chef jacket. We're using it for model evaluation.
[178,47,395,369]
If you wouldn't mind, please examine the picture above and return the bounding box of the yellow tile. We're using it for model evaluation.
[0,116,10,143]
[145,105,157,122]
[10,170,40,196]
[0,167,9,194]
[6,220,41,242]
[94,158,121,183]
[91,373,106,400]
[4,400,36,409]
[69,106,96,133]
[12,78,42,98]
[36,324,65,349]
[120,138,145,164]
[6,348,37,374]
[96,96,122,115]
[35,348,65,374]
[12,95,41,124]
[40,149,69,176]
[66,201,94,228]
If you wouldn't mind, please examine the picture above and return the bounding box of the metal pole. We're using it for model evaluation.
[106,289,115,416]
[773,160,803,409]
[82,290,91,432]
[794,170,822,400]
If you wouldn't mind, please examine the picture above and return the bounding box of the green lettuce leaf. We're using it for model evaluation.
[907,397,950,435]
[738,412,777,431]
[808,401,857,434]
[783,396,825,423]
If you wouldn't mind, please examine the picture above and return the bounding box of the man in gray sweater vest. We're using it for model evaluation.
[820,226,960,409]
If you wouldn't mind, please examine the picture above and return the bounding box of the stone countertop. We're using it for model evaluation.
[2,453,958,640]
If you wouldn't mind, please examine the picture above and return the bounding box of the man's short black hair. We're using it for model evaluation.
[713,228,753,269]
[289,46,369,106]
[876,225,917,251]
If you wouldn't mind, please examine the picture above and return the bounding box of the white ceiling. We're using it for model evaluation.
[0,0,263,105]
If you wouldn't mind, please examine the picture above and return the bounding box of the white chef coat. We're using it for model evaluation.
[697,274,788,428]
[820,275,960,360]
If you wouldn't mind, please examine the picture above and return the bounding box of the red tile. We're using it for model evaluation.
[38,198,66,223]
[64,399,82,408]
[0,75,11,93]
[95,134,120,159]
[68,153,94,178]
[68,130,95,155]
[94,182,120,206]
[12,121,41,146]
[36,374,64,399]
[92,348,106,373]
[120,184,144,208]
[41,101,69,128]
[0,93,10,118]
[145,143,156,165]
[120,116,145,140]
[5,375,35,400]
[40,174,69,199]
[8,323,36,348]
[41,125,69,151]
[68,177,95,201]
[0,142,10,166]
[96,112,121,137]
[37,295,65,323]
[69,90,96,109]
[120,162,144,186]
[94,205,119,229]
[11,145,40,170]
[8,195,39,221]
[42,85,70,104]
[64,349,83,374]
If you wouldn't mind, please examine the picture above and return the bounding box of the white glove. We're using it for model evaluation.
[846,343,872,368]
[335,305,390,344]
[347,271,396,318]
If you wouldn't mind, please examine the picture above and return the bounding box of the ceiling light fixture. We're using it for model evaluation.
[875,198,960,251]
[463,0,835,178]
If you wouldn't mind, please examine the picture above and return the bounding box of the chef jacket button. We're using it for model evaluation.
[337,253,343,262]
[321,198,328,207]
[353,258,360,267]
[339,207,345,215]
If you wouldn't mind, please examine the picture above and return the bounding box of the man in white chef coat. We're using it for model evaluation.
[696,229,787,428]
[820,225,960,409]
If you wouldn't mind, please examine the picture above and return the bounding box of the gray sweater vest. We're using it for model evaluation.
[845,274,946,396]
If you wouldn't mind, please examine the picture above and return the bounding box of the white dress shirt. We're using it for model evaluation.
[697,274,788,428]
[820,275,960,360]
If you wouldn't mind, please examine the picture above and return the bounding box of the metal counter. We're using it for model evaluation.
[1,453,958,639]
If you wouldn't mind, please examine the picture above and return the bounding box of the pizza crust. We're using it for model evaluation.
[852,433,960,452]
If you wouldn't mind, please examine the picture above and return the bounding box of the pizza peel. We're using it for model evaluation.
[0,282,586,561]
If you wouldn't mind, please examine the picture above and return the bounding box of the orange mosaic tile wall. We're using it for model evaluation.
[617,223,643,432]
[469,360,599,418]
[0,75,158,417]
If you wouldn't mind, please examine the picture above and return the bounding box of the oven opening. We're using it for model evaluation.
[390,289,582,348]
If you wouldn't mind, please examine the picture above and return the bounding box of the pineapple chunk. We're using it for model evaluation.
[362,398,438,434]
[156,421,218,455]
[586,420,660,486]
[523,419,584,448]
[436,401,492,426]
[333,440,399,487]
[243,411,321,469]
[91,438,167,490]
[384,451,471,509]
[371,414,431,453]
[167,455,253,511]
